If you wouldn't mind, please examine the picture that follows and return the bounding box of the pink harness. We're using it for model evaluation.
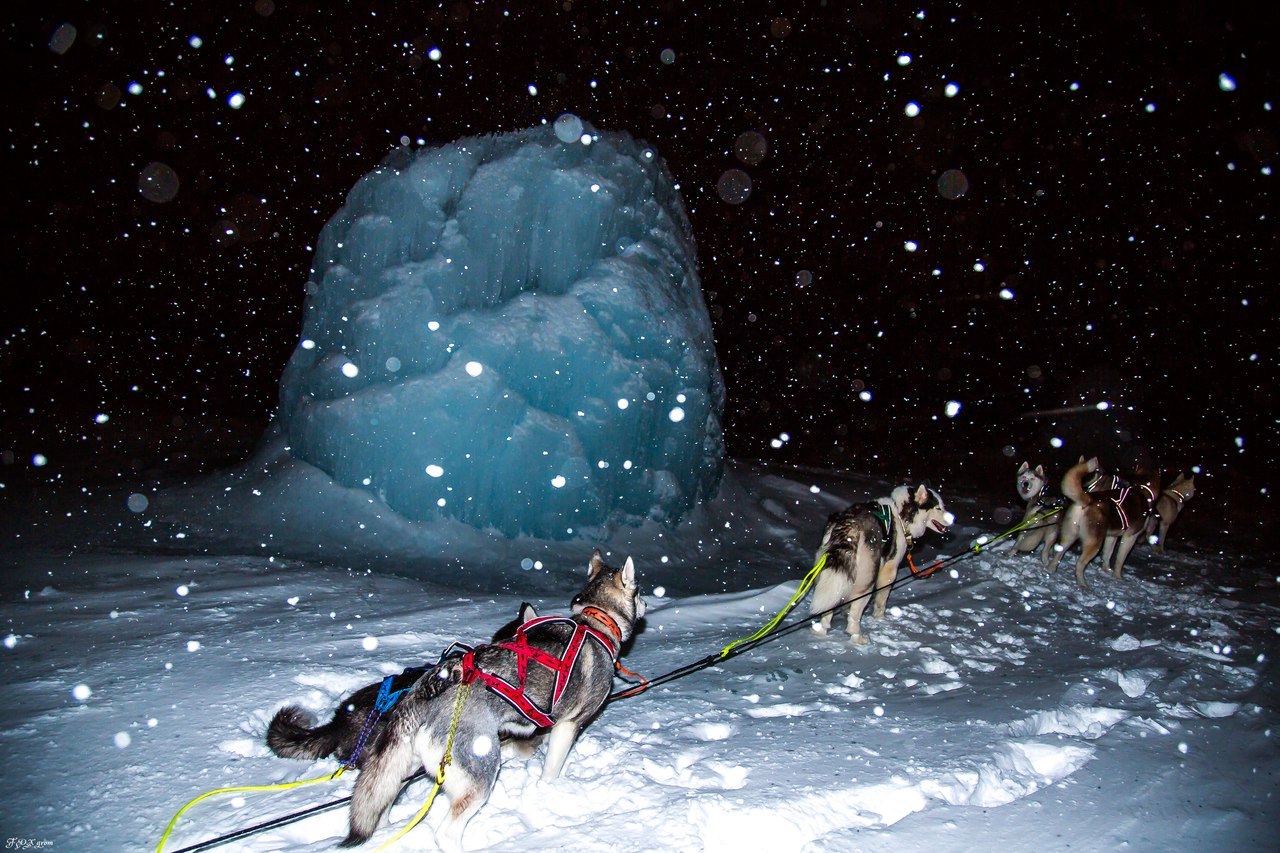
[1110,487,1133,529]
[459,616,617,728]
[1109,484,1158,531]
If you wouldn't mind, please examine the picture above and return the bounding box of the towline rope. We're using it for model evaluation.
[607,507,1063,702]
[161,684,474,853]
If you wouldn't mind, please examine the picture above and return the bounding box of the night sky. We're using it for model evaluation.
[6,1,1277,541]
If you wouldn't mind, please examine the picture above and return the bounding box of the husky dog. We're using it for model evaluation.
[266,602,539,770]
[1047,457,1160,589]
[1012,458,1116,564]
[1145,471,1196,552]
[1012,462,1061,564]
[337,550,644,850]
[810,485,953,644]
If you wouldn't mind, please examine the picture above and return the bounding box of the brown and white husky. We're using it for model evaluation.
[1046,458,1159,589]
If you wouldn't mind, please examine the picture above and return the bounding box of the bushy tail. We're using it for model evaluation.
[266,706,342,761]
[1062,457,1100,506]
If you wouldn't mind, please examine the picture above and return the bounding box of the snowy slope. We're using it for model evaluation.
[0,463,1276,852]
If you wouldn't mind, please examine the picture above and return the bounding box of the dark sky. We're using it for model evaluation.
[5,1,1277,536]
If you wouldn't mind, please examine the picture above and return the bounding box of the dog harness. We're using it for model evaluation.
[1087,471,1124,492]
[1110,487,1134,530]
[1108,484,1158,531]
[871,500,911,557]
[343,643,473,768]
[459,613,619,728]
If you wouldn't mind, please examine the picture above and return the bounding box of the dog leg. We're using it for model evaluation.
[436,743,499,853]
[1100,535,1118,574]
[1013,528,1037,554]
[1112,532,1141,579]
[840,542,878,643]
[871,558,900,619]
[845,595,872,645]
[540,719,580,781]
[1039,525,1059,570]
[1046,526,1074,574]
[341,717,430,847]
[1156,518,1171,552]
[808,560,848,636]
[1074,538,1102,590]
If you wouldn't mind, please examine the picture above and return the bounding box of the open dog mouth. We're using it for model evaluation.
[930,512,955,534]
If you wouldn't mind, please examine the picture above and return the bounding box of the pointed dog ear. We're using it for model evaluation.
[1086,456,1100,471]
[622,556,636,587]
[1078,455,1086,464]
[519,602,539,623]
[589,548,605,578]
[915,483,929,504]
[1034,464,1045,478]
[1017,461,1029,474]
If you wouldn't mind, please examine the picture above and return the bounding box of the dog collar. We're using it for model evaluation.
[579,605,624,647]
[1166,487,1187,505]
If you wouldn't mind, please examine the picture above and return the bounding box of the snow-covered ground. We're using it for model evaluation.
[1,456,1276,852]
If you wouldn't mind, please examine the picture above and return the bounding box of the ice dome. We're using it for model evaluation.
[274,122,725,539]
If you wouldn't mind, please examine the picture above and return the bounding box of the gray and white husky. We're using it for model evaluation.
[809,485,953,644]
[266,602,540,770]
[281,550,645,850]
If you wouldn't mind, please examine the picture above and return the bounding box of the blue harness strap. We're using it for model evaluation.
[343,642,474,768]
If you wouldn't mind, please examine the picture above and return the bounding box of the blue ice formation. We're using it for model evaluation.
[275,122,725,539]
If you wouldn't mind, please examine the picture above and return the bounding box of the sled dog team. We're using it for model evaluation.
[264,460,1193,849]
[1013,456,1196,589]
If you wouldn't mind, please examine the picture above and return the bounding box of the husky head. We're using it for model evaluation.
[1169,472,1196,499]
[893,483,954,539]
[571,549,646,641]
[1016,462,1047,501]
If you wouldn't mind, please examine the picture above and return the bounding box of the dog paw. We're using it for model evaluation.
[810,621,828,636]
[849,633,870,646]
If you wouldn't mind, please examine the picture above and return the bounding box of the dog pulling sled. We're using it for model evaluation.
[159,506,1061,853]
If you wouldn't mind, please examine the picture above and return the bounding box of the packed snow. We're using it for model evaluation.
[1,460,1276,852]
[275,123,724,540]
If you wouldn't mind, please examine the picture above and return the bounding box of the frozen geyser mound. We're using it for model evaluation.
[275,122,724,539]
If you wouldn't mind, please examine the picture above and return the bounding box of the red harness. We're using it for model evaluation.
[459,613,619,728]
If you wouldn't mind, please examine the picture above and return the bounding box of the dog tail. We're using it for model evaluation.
[266,705,342,761]
[341,687,438,847]
[1062,457,1101,506]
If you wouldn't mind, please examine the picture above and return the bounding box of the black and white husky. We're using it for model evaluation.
[269,550,645,850]
[809,485,953,644]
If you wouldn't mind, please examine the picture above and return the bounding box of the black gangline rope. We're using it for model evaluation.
[170,516,1051,853]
